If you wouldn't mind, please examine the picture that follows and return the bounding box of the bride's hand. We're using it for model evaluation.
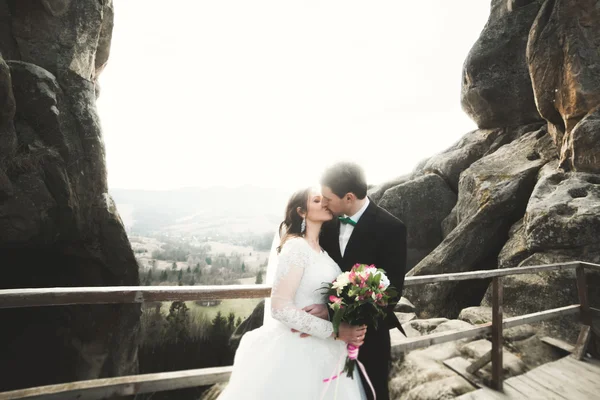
[336,322,367,347]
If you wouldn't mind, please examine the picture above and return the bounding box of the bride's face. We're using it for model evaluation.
[305,192,333,223]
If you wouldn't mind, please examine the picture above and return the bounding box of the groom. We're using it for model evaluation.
[307,161,407,400]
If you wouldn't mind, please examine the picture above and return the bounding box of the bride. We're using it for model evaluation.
[218,188,367,400]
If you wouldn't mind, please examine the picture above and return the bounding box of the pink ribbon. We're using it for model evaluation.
[320,344,376,400]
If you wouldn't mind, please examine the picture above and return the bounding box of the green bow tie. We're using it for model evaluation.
[338,216,357,226]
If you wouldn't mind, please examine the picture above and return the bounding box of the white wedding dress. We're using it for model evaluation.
[218,237,367,400]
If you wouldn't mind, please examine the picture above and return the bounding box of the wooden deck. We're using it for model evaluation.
[457,356,600,399]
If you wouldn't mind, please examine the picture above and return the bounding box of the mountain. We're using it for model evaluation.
[110,185,291,236]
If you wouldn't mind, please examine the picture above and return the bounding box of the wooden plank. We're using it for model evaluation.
[0,285,272,309]
[505,375,565,400]
[491,277,503,391]
[443,357,485,389]
[540,337,575,353]
[502,304,580,328]
[392,323,492,354]
[467,350,492,374]
[571,325,592,361]
[404,261,583,286]
[460,386,511,399]
[524,368,575,398]
[0,366,232,400]
[561,356,600,375]
[536,359,600,395]
[392,305,580,354]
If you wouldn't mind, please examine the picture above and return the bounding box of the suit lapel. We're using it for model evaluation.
[322,218,342,265]
[341,200,377,270]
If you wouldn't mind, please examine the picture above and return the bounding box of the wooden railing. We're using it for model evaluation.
[0,261,598,400]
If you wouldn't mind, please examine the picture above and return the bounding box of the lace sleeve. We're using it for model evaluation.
[270,238,334,339]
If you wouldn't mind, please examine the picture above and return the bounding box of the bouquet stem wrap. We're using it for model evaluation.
[320,344,376,400]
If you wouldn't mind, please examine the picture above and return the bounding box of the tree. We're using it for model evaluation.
[194,263,201,273]
[144,304,164,345]
[205,257,212,265]
[190,277,196,286]
[227,312,236,332]
[171,262,177,271]
[186,266,191,274]
[165,301,190,344]
[211,311,227,336]
[178,269,183,281]
[241,262,246,273]
[235,316,242,327]
[159,270,168,282]
[144,269,153,285]
[255,270,264,284]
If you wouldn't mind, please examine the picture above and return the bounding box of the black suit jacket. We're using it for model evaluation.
[321,198,407,400]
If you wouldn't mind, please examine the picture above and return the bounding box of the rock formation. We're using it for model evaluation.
[0,0,139,392]
[371,0,600,348]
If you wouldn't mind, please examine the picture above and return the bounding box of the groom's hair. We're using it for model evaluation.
[320,161,367,199]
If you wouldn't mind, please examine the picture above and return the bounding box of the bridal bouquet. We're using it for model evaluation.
[322,263,398,379]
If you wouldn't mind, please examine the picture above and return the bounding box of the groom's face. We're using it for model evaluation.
[321,185,347,216]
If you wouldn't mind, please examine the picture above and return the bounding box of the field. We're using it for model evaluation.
[157,277,264,321]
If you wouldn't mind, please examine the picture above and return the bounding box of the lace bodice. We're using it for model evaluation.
[270,237,341,339]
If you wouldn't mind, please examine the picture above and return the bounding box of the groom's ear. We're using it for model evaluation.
[345,193,356,202]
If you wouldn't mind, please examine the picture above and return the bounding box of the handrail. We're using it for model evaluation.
[2,261,597,309]
[0,260,598,399]
[0,284,272,309]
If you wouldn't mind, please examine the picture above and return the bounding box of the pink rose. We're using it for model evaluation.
[329,295,342,304]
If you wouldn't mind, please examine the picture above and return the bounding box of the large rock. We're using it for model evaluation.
[390,319,485,399]
[379,174,457,269]
[405,129,557,318]
[10,0,111,81]
[565,107,600,174]
[0,1,139,392]
[527,0,600,170]
[422,123,544,192]
[461,0,544,129]
[0,56,17,171]
[524,162,600,250]
[497,218,530,269]
[368,174,411,204]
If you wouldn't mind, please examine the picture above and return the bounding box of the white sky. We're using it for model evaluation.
[97,1,490,192]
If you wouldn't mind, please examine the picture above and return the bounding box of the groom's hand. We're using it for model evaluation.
[303,303,329,320]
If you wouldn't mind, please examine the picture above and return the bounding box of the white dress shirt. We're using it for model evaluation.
[339,198,370,257]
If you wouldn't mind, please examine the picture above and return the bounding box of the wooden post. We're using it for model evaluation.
[572,266,592,360]
[491,276,503,391]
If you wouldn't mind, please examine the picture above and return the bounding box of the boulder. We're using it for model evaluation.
[379,174,457,269]
[461,0,544,128]
[405,129,557,318]
[0,1,139,392]
[524,162,600,250]
[527,0,600,170]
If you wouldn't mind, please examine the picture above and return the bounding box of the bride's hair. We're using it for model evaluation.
[277,187,312,254]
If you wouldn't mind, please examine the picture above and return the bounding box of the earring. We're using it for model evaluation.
[300,218,306,234]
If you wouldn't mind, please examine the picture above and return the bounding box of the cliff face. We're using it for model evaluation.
[0,0,139,391]
[373,0,600,344]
